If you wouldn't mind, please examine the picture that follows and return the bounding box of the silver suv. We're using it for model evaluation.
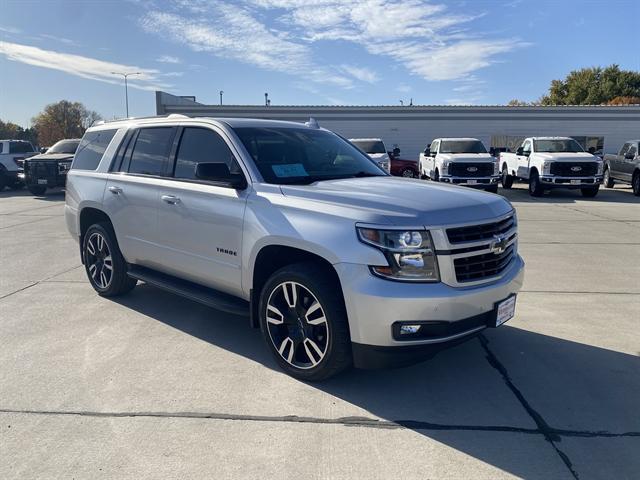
[65,115,525,380]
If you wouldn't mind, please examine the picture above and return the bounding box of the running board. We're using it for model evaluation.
[127,265,249,317]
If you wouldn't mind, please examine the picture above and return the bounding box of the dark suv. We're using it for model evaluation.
[24,139,80,195]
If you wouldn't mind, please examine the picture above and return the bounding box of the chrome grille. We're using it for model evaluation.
[447,214,515,244]
[454,244,516,283]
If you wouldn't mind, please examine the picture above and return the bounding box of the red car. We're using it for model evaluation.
[389,149,419,178]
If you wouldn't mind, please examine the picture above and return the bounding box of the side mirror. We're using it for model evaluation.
[516,147,524,156]
[424,148,431,156]
[393,147,401,156]
[195,162,247,189]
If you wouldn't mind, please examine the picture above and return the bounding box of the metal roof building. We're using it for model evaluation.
[156,91,640,158]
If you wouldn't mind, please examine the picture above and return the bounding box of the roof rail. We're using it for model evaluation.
[97,113,192,124]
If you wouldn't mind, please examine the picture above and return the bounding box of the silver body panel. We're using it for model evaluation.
[65,116,525,349]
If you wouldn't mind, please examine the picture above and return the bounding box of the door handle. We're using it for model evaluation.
[161,195,181,205]
[108,186,123,194]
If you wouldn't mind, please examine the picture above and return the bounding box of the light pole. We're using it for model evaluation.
[220,90,224,106]
[111,71,141,117]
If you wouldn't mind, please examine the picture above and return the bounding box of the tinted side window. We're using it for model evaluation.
[72,129,117,170]
[619,143,630,156]
[9,141,35,153]
[628,144,638,157]
[430,141,439,154]
[174,127,238,180]
[128,127,174,176]
[522,140,532,153]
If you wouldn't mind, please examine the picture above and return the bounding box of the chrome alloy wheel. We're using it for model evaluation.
[85,232,113,289]
[265,281,329,370]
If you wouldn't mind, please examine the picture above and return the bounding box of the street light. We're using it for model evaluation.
[220,90,224,106]
[111,71,141,118]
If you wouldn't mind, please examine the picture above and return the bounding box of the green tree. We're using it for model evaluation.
[31,100,101,147]
[541,65,640,105]
[0,119,38,145]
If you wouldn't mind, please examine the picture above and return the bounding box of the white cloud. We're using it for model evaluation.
[397,83,412,93]
[340,65,379,83]
[140,7,354,89]
[139,0,527,90]
[157,55,181,64]
[0,41,171,91]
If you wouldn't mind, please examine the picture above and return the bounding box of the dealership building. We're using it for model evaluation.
[156,91,640,158]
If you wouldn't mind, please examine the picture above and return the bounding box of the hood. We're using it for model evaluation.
[537,152,598,162]
[26,153,74,162]
[280,176,512,226]
[438,153,494,162]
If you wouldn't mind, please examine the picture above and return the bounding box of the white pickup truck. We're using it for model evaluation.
[500,137,603,197]
[418,138,500,193]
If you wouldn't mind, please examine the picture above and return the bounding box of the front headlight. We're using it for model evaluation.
[378,160,389,171]
[542,161,553,175]
[493,158,500,175]
[597,161,604,175]
[441,160,450,173]
[357,227,440,282]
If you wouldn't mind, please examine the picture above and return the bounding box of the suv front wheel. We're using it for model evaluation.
[259,263,351,381]
[82,222,137,297]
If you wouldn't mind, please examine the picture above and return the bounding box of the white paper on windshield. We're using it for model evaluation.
[272,164,309,177]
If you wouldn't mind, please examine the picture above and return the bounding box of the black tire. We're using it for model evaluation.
[400,167,416,178]
[82,222,137,297]
[580,185,600,198]
[528,171,544,197]
[633,171,640,197]
[485,184,499,194]
[501,165,513,189]
[9,181,23,190]
[0,174,7,191]
[28,185,47,196]
[259,262,352,381]
[603,167,614,188]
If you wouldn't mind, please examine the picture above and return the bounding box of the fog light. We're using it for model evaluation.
[400,325,421,335]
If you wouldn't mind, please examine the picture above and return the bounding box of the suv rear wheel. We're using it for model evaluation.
[259,262,351,381]
[82,222,137,297]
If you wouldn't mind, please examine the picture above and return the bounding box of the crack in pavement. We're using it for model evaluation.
[0,408,637,439]
[479,334,581,479]
[0,265,83,300]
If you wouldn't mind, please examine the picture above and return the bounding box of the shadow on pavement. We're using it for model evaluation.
[500,184,638,204]
[114,283,639,479]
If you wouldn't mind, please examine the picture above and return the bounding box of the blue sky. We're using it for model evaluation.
[1,0,638,126]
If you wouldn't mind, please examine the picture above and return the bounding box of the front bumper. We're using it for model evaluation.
[439,175,500,188]
[540,176,602,189]
[24,162,69,188]
[335,255,524,367]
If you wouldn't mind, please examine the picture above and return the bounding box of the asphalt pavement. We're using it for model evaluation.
[1,183,638,479]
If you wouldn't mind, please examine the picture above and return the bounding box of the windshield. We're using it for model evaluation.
[351,140,386,154]
[235,127,386,185]
[534,139,584,153]
[439,140,487,154]
[48,140,80,154]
